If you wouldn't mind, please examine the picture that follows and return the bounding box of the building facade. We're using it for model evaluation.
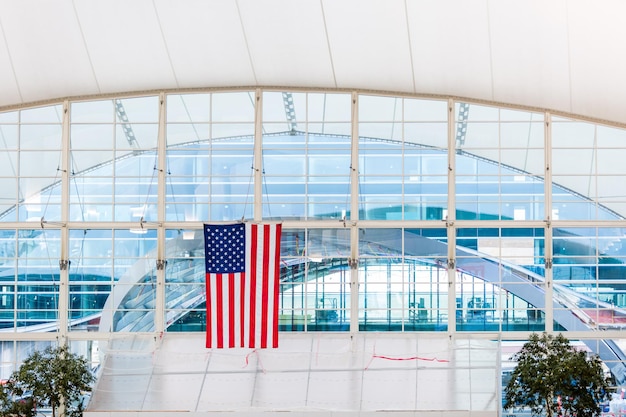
[0,89,625,414]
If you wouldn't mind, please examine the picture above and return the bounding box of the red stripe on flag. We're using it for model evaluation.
[215,273,224,349]
[248,224,258,348]
[272,224,282,348]
[260,224,270,348]
[228,273,235,348]
[240,272,246,347]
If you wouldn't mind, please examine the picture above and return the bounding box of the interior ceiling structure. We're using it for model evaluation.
[1,0,626,127]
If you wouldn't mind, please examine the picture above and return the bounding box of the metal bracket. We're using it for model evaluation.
[447,258,456,270]
[347,258,359,269]
[156,259,167,271]
[59,260,70,271]
[545,258,553,269]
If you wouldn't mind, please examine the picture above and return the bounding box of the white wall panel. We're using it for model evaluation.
[73,0,177,93]
[323,0,414,92]
[407,0,493,100]
[238,0,335,88]
[0,20,22,105]
[489,0,571,113]
[1,1,626,128]
[568,1,626,124]
[88,333,498,413]
[155,0,255,89]
[0,0,98,104]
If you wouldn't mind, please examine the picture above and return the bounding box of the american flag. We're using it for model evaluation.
[204,222,282,349]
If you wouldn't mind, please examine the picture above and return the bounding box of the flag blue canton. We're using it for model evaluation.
[204,223,246,274]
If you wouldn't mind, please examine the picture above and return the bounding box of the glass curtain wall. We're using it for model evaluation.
[0,90,625,383]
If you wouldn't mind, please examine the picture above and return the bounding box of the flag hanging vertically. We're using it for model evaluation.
[204,222,282,349]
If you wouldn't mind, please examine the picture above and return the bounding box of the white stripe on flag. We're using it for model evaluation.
[251,223,262,347]
[243,223,252,347]
[267,225,279,347]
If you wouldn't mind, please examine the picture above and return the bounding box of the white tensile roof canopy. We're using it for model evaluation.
[1,0,626,128]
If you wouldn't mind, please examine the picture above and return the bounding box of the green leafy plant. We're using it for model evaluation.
[504,333,611,417]
[2,344,95,417]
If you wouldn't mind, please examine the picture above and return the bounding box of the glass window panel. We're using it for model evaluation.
[500,122,544,148]
[360,153,402,176]
[0,152,17,175]
[114,151,158,176]
[462,123,499,148]
[596,149,626,175]
[359,95,402,122]
[210,203,252,221]
[0,111,18,123]
[263,154,306,177]
[406,150,447,177]
[263,122,292,135]
[463,148,500,164]
[501,149,544,176]
[19,151,61,177]
[71,124,114,149]
[211,123,254,139]
[71,100,114,123]
[0,178,17,220]
[404,122,447,148]
[305,259,350,331]
[307,93,351,122]
[309,153,351,177]
[20,124,62,150]
[262,92,306,122]
[18,178,61,221]
[263,133,306,149]
[70,150,114,176]
[457,103,499,121]
[20,105,63,123]
[597,124,626,147]
[166,123,211,145]
[359,122,402,140]
[116,96,159,123]
[404,98,447,122]
[359,228,448,331]
[307,122,351,136]
[164,228,208,332]
[166,94,210,122]
[500,109,543,122]
[552,120,595,148]
[0,125,18,149]
[597,176,626,201]
[115,123,158,150]
[552,149,595,175]
[212,92,255,122]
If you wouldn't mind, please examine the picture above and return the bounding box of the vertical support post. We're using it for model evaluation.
[58,100,71,342]
[350,91,360,333]
[155,92,167,334]
[447,99,457,335]
[544,112,554,332]
[254,89,263,221]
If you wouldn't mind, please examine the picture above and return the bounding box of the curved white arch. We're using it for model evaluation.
[1,1,626,128]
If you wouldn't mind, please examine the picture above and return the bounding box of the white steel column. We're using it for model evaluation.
[254,89,263,221]
[544,112,554,332]
[58,100,71,342]
[447,99,457,334]
[350,92,360,333]
[155,93,167,334]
